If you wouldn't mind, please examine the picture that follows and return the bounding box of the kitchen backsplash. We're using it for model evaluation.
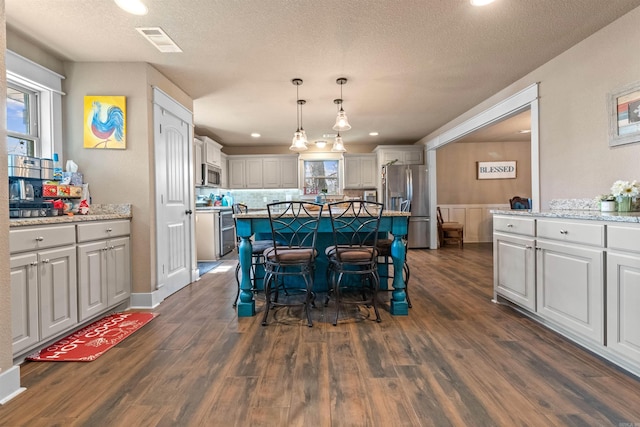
[195,188,368,209]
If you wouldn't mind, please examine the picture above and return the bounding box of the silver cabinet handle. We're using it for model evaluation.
[507,224,513,227]
[525,245,532,249]
[559,230,568,235]
[35,236,44,242]
[30,261,39,266]
[106,228,113,232]
[41,259,50,264]
[109,246,114,250]
[102,247,109,251]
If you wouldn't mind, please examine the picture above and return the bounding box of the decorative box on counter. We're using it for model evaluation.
[43,182,58,197]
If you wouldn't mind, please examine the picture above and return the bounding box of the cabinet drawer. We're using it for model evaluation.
[493,216,535,236]
[10,225,76,253]
[77,220,131,242]
[537,219,604,247]
[608,225,640,253]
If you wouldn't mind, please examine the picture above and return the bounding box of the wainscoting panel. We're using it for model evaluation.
[438,204,510,243]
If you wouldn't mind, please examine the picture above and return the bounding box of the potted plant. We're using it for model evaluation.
[595,194,616,212]
[610,180,640,212]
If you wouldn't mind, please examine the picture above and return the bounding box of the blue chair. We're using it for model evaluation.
[510,196,531,210]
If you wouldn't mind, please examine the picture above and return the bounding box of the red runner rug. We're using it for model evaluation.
[26,312,157,362]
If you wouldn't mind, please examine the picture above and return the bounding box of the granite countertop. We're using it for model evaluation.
[490,209,640,224]
[195,206,233,211]
[9,204,132,227]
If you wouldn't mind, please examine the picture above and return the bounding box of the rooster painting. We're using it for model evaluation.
[84,96,126,149]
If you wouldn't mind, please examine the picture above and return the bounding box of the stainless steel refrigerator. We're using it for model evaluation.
[382,164,430,248]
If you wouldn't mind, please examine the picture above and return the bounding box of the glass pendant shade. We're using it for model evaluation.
[331,134,346,152]
[333,108,351,131]
[290,131,308,151]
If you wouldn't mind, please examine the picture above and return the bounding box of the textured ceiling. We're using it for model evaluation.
[5,0,640,148]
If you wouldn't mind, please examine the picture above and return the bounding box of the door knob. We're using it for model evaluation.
[185,209,193,215]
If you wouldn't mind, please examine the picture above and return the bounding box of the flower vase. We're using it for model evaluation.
[617,196,632,212]
[601,200,616,212]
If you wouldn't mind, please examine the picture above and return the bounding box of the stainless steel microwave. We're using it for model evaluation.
[202,164,221,187]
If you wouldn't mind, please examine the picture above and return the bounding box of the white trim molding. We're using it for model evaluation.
[0,366,26,405]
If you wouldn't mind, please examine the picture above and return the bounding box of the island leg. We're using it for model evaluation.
[236,236,255,317]
[389,234,409,315]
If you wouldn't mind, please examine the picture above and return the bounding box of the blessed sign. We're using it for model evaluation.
[477,161,517,180]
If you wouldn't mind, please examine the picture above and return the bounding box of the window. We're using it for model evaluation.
[6,50,64,160]
[6,83,39,156]
[304,160,339,195]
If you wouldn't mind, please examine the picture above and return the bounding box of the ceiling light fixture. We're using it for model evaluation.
[315,140,327,148]
[369,132,379,136]
[332,78,352,131]
[251,133,261,138]
[331,132,347,153]
[519,129,531,134]
[470,0,495,6]
[115,0,148,15]
[289,78,308,152]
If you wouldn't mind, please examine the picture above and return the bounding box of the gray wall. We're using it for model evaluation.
[423,6,640,208]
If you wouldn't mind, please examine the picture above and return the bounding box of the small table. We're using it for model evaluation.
[233,209,411,317]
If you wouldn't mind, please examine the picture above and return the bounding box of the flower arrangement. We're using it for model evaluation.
[610,180,640,198]
[594,193,616,202]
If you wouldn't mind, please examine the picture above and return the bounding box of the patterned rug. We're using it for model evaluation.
[198,261,222,276]
[26,312,157,362]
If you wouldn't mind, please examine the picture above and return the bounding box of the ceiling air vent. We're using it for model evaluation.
[136,27,182,53]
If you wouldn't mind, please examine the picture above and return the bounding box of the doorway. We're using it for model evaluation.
[425,84,540,249]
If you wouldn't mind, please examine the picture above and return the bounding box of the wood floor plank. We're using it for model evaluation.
[2,244,640,426]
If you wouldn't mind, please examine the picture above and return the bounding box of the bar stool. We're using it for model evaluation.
[376,200,411,308]
[232,203,272,308]
[262,201,323,327]
[326,201,383,325]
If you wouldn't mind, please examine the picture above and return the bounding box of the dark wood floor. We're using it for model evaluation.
[2,243,640,426]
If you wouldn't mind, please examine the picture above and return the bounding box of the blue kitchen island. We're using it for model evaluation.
[233,208,411,318]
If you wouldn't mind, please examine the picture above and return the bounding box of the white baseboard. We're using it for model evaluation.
[0,366,26,405]
[130,290,163,309]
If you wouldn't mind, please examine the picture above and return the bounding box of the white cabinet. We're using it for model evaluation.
[228,155,297,189]
[10,225,77,354]
[344,154,377,189]
[535,219,605,344]
[77,220,131,322]
[194,138,204,186]
[374,145,424,166]
[198,136,222,167]
[195,211,220,261]
[606,224,640,366]
[493,215,536,310]
[220,153,228,188]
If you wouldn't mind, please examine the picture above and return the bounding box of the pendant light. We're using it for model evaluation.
[298,99,308,145]
[332,77,352,131]
[289,78,308,151]
[331,132,347,152]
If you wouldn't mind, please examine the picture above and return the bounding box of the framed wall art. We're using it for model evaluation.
[477,161,517,180]
[609,81,640,147]
[83,95,127,149]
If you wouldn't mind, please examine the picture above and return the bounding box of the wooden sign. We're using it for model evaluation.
[477,161,516,180]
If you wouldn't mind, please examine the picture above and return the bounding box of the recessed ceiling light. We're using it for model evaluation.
[470,0,495,6]
[369,132,379,136]
[315,140,327,148]
[519,129,531,134]
[115,0,148,15]
[251,133,261,138]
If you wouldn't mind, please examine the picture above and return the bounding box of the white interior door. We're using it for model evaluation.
[153,88,194,298]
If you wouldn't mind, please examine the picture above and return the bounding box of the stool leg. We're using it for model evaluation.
[233,262,241,308]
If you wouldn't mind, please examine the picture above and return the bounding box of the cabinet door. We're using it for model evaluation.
[262,158,280,188]
[205,139,221,166]
[493,233,536,310]
[194,139,203,186]
[39,246,78,340]
[280,157,298,188]
[245,158,263,188]
[344,157,362,188]
[536,240,604,344]
[11,253,39,354]
[360,156,377,188]
[607,251,640,365]
[228,159,246,188]
[77,240,108,322]
[403,150,423,165]
[107,237,131,306]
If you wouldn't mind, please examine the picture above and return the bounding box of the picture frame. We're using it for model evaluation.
[608,81,640,147]
[477,161,517,180]
[83,95,127,149]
